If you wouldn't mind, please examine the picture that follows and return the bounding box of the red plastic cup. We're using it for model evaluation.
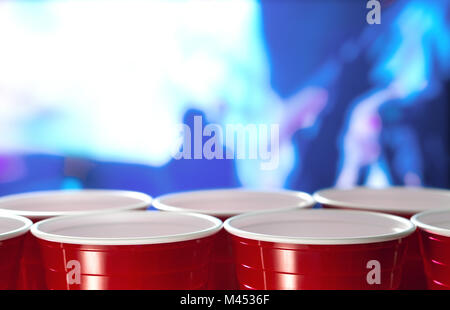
[0,213,32,289]
[313,186,450,289]
[153,189,315,289]
[224,209,415,290]
[0,190,152,289]
[30,210,222,290]
[411,209,450,290]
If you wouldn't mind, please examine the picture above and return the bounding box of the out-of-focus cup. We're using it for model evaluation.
[0,190,152,289]
[411,209,450,290]
[153,189,315,289]
[31,211,222,290]
[224,209,415,290]
[313,186,450,289]
[0,213,32,289]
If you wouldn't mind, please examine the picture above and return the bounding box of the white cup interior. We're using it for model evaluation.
[314,187,450,214]
[31,210,222,245]
[411,209,450,237]
[224,209,415,245]
[0,190,152,219]
[153,189,315,216]
[0,213,33,241]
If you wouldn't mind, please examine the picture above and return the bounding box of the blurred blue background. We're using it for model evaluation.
[0,0,449,198]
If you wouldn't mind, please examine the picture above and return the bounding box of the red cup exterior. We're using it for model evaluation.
[18,210,151,290]
[416,229,450,290]
[230,235,409,290]
[37,235,217,290]
[321,204,426,289]
[0,234,26,290]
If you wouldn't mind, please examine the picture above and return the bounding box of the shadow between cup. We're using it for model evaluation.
[224,208,415,290]
[314,186,450,289]
[153,188,315,289]
[0,190,152,289]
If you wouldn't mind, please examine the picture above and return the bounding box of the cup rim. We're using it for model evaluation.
[0,212,33,241]
[411,208,450,237]
[313,186,450,214]
[153,188,315,217]
[224,209,416,245]
[0,189,152,219]
[30,210,223,245]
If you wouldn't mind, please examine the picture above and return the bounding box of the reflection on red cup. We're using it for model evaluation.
[224,209,415,290]
[0,213,32,289]
[153,189,315,289]
[31,211,222,290]
[0,190,152,289]
[313,186,450,289]
[411,209,450,290]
